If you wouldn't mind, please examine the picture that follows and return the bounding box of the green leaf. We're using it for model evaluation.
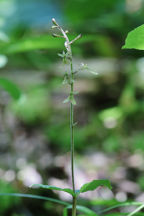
[76,205,98,216]
[80,179,112,193]
[0,78,22,100]
[127,204,144,216]
[122,24,144,50]
[0,193,69,206]
[98,201,142,214]
[31,184,75,196]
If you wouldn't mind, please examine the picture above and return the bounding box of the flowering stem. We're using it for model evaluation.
[70,60,77,216]
[52,18,81,216]
[70,61,75,192]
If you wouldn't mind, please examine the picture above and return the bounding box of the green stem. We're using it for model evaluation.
[70,61,75,192]
[51,18,81,216]
[72,196,77,216]
[70,60,77,216]
[70,102,75,191]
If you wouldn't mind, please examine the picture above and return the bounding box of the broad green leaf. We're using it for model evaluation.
[31,184,75,196]
[0,193,69,206]
[80,179,112,193]
[0,78,22,100]
[122,24,144,50]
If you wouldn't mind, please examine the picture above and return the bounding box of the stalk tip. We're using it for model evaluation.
[52,18,57,25]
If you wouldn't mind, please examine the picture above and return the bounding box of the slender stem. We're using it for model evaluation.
[72,196,77,216]
[70,60,77,216]
[51,19,81,216]
[70,61,75,192]
[70,102,75,191]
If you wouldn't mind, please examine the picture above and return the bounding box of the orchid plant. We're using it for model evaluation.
[30,18,111,216]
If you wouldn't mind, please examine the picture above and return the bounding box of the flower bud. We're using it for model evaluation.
[52,18,57,25]
[51,25,57,29]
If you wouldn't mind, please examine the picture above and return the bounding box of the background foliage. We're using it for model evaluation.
[0,0,144,215]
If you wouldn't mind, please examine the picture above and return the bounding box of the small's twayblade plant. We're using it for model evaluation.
[0,18,111,216]
[30,18,112,216]
[1,20,144,216]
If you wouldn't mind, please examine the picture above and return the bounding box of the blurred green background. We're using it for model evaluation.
[1,0,144,215]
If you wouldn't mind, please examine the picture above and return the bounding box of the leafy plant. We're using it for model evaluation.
[0,18,112,216]
[2,17,144,216]
[30,18,112,216]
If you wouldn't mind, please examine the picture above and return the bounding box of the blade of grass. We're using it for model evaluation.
[77,205,98,215]
[127,204,144,216]
[0,193,69,206]
[98,202,142,214]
